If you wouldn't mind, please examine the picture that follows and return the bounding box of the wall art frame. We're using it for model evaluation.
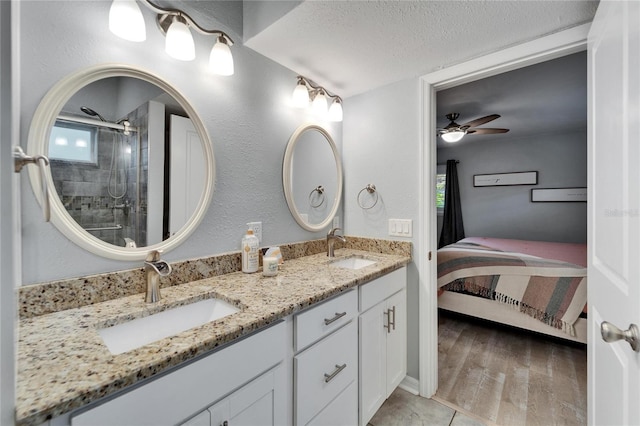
[531,187,587,202]
[473,171,538,187]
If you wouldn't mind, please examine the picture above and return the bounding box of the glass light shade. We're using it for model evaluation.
[209,38,234,76]
[328,100,343,122]
[109,0,146,42]
[165,18,195,61]
[441,131,465,143]
[292,83,310,108]
[312,91,328,116]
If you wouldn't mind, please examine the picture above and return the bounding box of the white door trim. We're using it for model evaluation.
[417,23,591,397]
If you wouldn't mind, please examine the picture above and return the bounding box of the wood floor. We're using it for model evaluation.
[436,312,587,426]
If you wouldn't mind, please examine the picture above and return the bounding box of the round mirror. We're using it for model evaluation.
[283,124,342,232]
[27,64,215,260]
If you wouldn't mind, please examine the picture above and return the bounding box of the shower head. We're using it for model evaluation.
[80,106,106,122]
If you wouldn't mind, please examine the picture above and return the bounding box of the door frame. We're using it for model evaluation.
[417,23,591,397]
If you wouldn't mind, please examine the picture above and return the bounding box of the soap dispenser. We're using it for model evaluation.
[242,229,260,273]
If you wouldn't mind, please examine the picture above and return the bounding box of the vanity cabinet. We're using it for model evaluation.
[358,267,407,426]
[70,322,286,426]
[182,366,280,426]
[294,289,358,425]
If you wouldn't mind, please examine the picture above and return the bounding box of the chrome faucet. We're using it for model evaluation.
[144,250,172,303]
[327,227,347,258]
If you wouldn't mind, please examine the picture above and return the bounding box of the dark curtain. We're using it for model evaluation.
[438,159,465,248]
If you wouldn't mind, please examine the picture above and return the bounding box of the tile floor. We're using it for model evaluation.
[368,388,488,426]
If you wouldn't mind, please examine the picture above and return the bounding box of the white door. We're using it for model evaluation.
[588,1,640,425]
[169,114,205,236]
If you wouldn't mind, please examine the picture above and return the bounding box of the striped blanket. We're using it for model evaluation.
[437,242,587,336]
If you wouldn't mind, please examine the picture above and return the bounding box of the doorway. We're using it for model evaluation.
[417,24,591,398]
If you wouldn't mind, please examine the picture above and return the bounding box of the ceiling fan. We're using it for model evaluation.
[438,112,509,143]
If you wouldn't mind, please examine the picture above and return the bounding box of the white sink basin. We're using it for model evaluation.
[330,256,377,270]
[98,298,240,355]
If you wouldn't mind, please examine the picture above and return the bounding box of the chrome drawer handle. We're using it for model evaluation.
[324,363,347,383]
[324,311,347,325]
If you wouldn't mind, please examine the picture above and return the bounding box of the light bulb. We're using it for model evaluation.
[109,0,146,42]
[328,99,343,122]
[312,91,328,116]
[165,16,195,61]
[441,131,465,143]
[292,82,310,108]
[209,37,234,76]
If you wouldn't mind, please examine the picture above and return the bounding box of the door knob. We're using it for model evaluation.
[600,321,640,352]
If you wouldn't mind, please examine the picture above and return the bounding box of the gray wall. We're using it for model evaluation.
[343,78,421,382]
[438,128,587,243]
[19,1,341,284]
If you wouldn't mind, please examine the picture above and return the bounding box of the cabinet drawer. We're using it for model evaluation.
[294,289,357,352]
[295,320,357,426]
[307,380,358,426]
[359,267,406,313]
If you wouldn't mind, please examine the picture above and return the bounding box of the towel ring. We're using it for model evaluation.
[309,185,326,208]
[357,184,378,209]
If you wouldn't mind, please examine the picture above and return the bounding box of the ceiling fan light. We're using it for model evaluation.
[109,0,146,42]
[209,37,234,76]
[441,131,465,143]
[165,16,195,61]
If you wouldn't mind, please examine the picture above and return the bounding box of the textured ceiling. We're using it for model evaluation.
[435,51,587,147]
[244,0,598,98]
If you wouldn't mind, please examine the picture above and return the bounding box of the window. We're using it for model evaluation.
[436,164,446,214]
[48,120,97,164]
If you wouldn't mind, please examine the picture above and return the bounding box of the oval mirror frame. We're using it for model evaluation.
[283,124,343,232]
[27,63,215,261]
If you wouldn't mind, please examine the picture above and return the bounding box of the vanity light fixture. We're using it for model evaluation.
[292,76,343,122]
[108,0,234,75]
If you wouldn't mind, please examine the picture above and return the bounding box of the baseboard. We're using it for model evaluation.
[397,375,419,395]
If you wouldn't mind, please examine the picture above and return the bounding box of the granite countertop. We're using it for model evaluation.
[16,248,410,425]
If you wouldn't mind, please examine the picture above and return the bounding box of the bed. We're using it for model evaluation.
[437,237,587,344]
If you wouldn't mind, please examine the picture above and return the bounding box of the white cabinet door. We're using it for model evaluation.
[385,288,406,396]
[359,302,387,426]
[209,367,278,426]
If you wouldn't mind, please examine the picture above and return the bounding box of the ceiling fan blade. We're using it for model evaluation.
[466,128,509,135]
[461,114,500,128]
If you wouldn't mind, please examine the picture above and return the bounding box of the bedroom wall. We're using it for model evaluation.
[437,128,587,243]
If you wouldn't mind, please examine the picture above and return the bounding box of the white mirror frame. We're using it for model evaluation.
[283,124,343,232]
[27,63,215,260]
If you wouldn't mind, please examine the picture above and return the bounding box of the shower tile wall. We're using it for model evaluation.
[50,103,151,248]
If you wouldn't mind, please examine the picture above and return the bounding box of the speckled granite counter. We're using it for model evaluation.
[17,248,410,425]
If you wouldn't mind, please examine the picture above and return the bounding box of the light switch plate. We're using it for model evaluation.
[332,216,340,229]
[247,221,262,243]
[388,219,412,237]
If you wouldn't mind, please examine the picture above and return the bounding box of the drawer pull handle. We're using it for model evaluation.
[324,363,347,383]
[324,311,347,325]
